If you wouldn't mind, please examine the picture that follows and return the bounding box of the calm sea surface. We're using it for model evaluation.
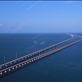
[0,33,82,82]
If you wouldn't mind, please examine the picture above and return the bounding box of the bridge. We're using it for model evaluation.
[0,34,82,77]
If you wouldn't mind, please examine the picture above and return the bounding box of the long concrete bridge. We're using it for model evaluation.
[0,34,82,78]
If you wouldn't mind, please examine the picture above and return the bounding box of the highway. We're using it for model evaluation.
[0,34,82,77]
[0,36,73,70]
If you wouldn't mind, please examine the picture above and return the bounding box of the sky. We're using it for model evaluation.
[0,1,82,33]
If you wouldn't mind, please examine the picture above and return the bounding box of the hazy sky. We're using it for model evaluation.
[0,1,82,33]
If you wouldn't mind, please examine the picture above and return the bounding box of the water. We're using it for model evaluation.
[0,33,82,82]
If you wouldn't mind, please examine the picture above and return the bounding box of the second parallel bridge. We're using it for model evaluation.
[0,34,82,77]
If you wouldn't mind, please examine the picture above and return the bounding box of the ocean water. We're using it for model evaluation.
[0,33,82,82]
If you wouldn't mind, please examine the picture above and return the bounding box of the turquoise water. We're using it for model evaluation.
[0,34,82,82]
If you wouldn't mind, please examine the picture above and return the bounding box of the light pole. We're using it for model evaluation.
[16,52,18,59]
[4,56,6,64]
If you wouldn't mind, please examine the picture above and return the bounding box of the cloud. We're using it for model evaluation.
[26,2,38,11]
[0,24,3,27]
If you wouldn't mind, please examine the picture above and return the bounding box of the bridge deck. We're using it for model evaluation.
[0,35,82,77]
